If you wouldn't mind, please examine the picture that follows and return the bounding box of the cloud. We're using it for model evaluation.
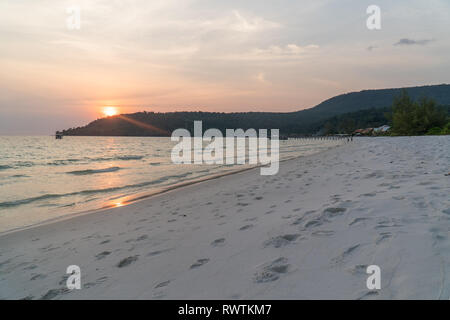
[253,44,319,59]
[394,38,435,46]
[144,10,280,35]
[229,10,281,32]
[219,44,319,61]
[254,72,269,84]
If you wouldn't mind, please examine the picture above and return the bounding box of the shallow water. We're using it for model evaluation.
[0,136,342,233]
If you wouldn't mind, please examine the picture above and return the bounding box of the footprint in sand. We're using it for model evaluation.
[40,288,69,300]
[378,182,391,187]
[23,264,38,271]
[239,224,254,231]
[237,203,249,207]
[413,201,427,209]
[30,273,47,281]
[253,257,291,283]
[364,172,383,179]
[290,216,303,225]
[357,290,379,300]
[375,220,402,229]
[95,251,111,260]
[211,238,226,247]
[331,244,360,265]
[155,280,171,289]
[418,181,434,186]
[312,230,335,237]
[85,276,109,288]
[304,219,324,229]
[430,227,447,246]
[359,192,377,197]
[323,207,347,218]
[349,217,369,226]
[376,232,392,245]
[39,245,60,253]
[263,234,301,248]
[117,255,139,268]
[147,248,172,257]
[190,259,209,269]
[347,264,368,275]
[136,235,149,241]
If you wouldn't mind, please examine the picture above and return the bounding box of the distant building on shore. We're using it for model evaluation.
[354,125,390,136]
[373,125,391,133]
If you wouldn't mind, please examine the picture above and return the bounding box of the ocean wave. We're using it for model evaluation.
[0,172,193,209]
[0,162,35,170]
[14,161,35,167]
[47,155,143,166]
[0,194,64,208]
[116,155,144,160]
[59,203,76,208]
[92,155,144,161]
[66,166,121,175]
[47,159,82,166]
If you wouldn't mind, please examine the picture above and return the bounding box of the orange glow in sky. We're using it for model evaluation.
[2,1,448,136]
[102,107,118,117]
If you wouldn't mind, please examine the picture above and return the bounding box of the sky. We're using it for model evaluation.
[1,0,450,134]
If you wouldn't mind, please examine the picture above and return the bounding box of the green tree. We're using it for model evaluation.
[391,90,416,135]
[414,97,447,134]
[338,118,356,133]
[391,91,447,135]
[441,122,450,135]
[323,121,336,134]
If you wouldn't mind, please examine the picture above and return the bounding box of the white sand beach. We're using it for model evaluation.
[0,136,449,300]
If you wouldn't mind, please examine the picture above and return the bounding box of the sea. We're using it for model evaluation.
[0,136,343,233]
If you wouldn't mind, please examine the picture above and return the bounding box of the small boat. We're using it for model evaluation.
[55,133,63,139]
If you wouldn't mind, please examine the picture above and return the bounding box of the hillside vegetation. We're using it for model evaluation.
[60,84,450,136]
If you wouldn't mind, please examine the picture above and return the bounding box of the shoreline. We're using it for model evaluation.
[0,143,344,238]
[0,164,262,238]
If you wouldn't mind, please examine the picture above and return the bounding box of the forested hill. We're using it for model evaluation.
[306,84,450,116]
[60,84,450,136]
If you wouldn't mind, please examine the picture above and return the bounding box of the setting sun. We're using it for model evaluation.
[103,107,118,117]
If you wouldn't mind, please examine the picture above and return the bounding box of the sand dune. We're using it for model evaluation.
[0,136,449,299]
